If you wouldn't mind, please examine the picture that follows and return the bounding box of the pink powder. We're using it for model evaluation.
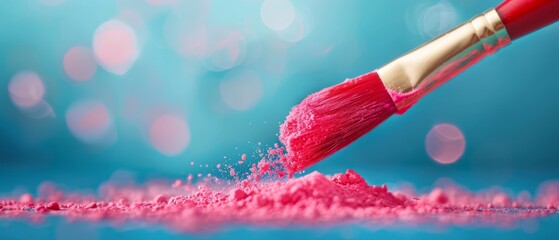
[1,169,557,232]
[279,71,397,175]
[386,88,419,114]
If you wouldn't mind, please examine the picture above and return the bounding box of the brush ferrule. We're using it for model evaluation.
[377,9,510,113]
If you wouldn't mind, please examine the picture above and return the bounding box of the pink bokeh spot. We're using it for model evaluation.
[203,29,246,71]
[8,71,45,108]
[93,20,139,75]
[425,123,466,164]
[149,114,191,156]
[63,46,97,81]
[260,0,295,31]
[66,100,115,145]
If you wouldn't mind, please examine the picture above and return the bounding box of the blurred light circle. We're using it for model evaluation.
[66,100,116,145]
[206,29,247,71]
[171,24,209,57]
[418,1,458,38]
[276,15,307,43]
[8,71,45,108]
[63,46,97,81]
[93,19,139,75]
[425,123,465,164]
[149,114,190,156]
[260,0,295,31]
[219,68,263,111]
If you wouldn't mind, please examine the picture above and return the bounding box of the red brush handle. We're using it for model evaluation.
[496,0,559,40]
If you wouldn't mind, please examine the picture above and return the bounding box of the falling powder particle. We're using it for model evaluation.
[172,180,183,188]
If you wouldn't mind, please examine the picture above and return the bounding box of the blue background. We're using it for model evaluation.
[1,0,558,239]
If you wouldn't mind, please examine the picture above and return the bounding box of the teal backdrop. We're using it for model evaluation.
[1,0,558,239]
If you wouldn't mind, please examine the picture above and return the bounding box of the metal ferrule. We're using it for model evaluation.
[377,9,511,113]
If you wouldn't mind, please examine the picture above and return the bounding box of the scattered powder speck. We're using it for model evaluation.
[172,180,183,188]
[1,145,558,232]
[1,167,558,232]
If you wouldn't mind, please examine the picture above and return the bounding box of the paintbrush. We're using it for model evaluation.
[279,0,559,174]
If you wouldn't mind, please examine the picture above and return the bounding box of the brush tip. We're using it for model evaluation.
[279,71,397,174]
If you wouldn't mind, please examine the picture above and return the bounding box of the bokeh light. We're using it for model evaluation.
[219,68,263,111]
[425,123,465,164]
[260,0,295,31]
[205,28,247,71]
[8,71,45,108]
[65,100,116,145]
[167,23,209,58]
[418,1,458,38]
[63,46,97,81]
[149,114,190,156]
[93,19,139,75]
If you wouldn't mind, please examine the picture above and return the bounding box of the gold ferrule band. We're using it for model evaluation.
[377,8,510,113]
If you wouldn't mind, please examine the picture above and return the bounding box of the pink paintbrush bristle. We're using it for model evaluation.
[279,71,397,174]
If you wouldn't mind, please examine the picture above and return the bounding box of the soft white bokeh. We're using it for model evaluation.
[426,123,466,164]
[261,0,295,31]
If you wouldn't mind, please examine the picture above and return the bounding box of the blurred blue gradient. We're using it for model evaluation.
[1,0,559,238]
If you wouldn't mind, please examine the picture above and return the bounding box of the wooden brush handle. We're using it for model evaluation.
[497,0,559,40]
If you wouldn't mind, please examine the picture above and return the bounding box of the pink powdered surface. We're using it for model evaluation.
[279,71,397,175]
[1,151,558,232]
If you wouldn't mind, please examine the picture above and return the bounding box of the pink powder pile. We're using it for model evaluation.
[1,167,558,232]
